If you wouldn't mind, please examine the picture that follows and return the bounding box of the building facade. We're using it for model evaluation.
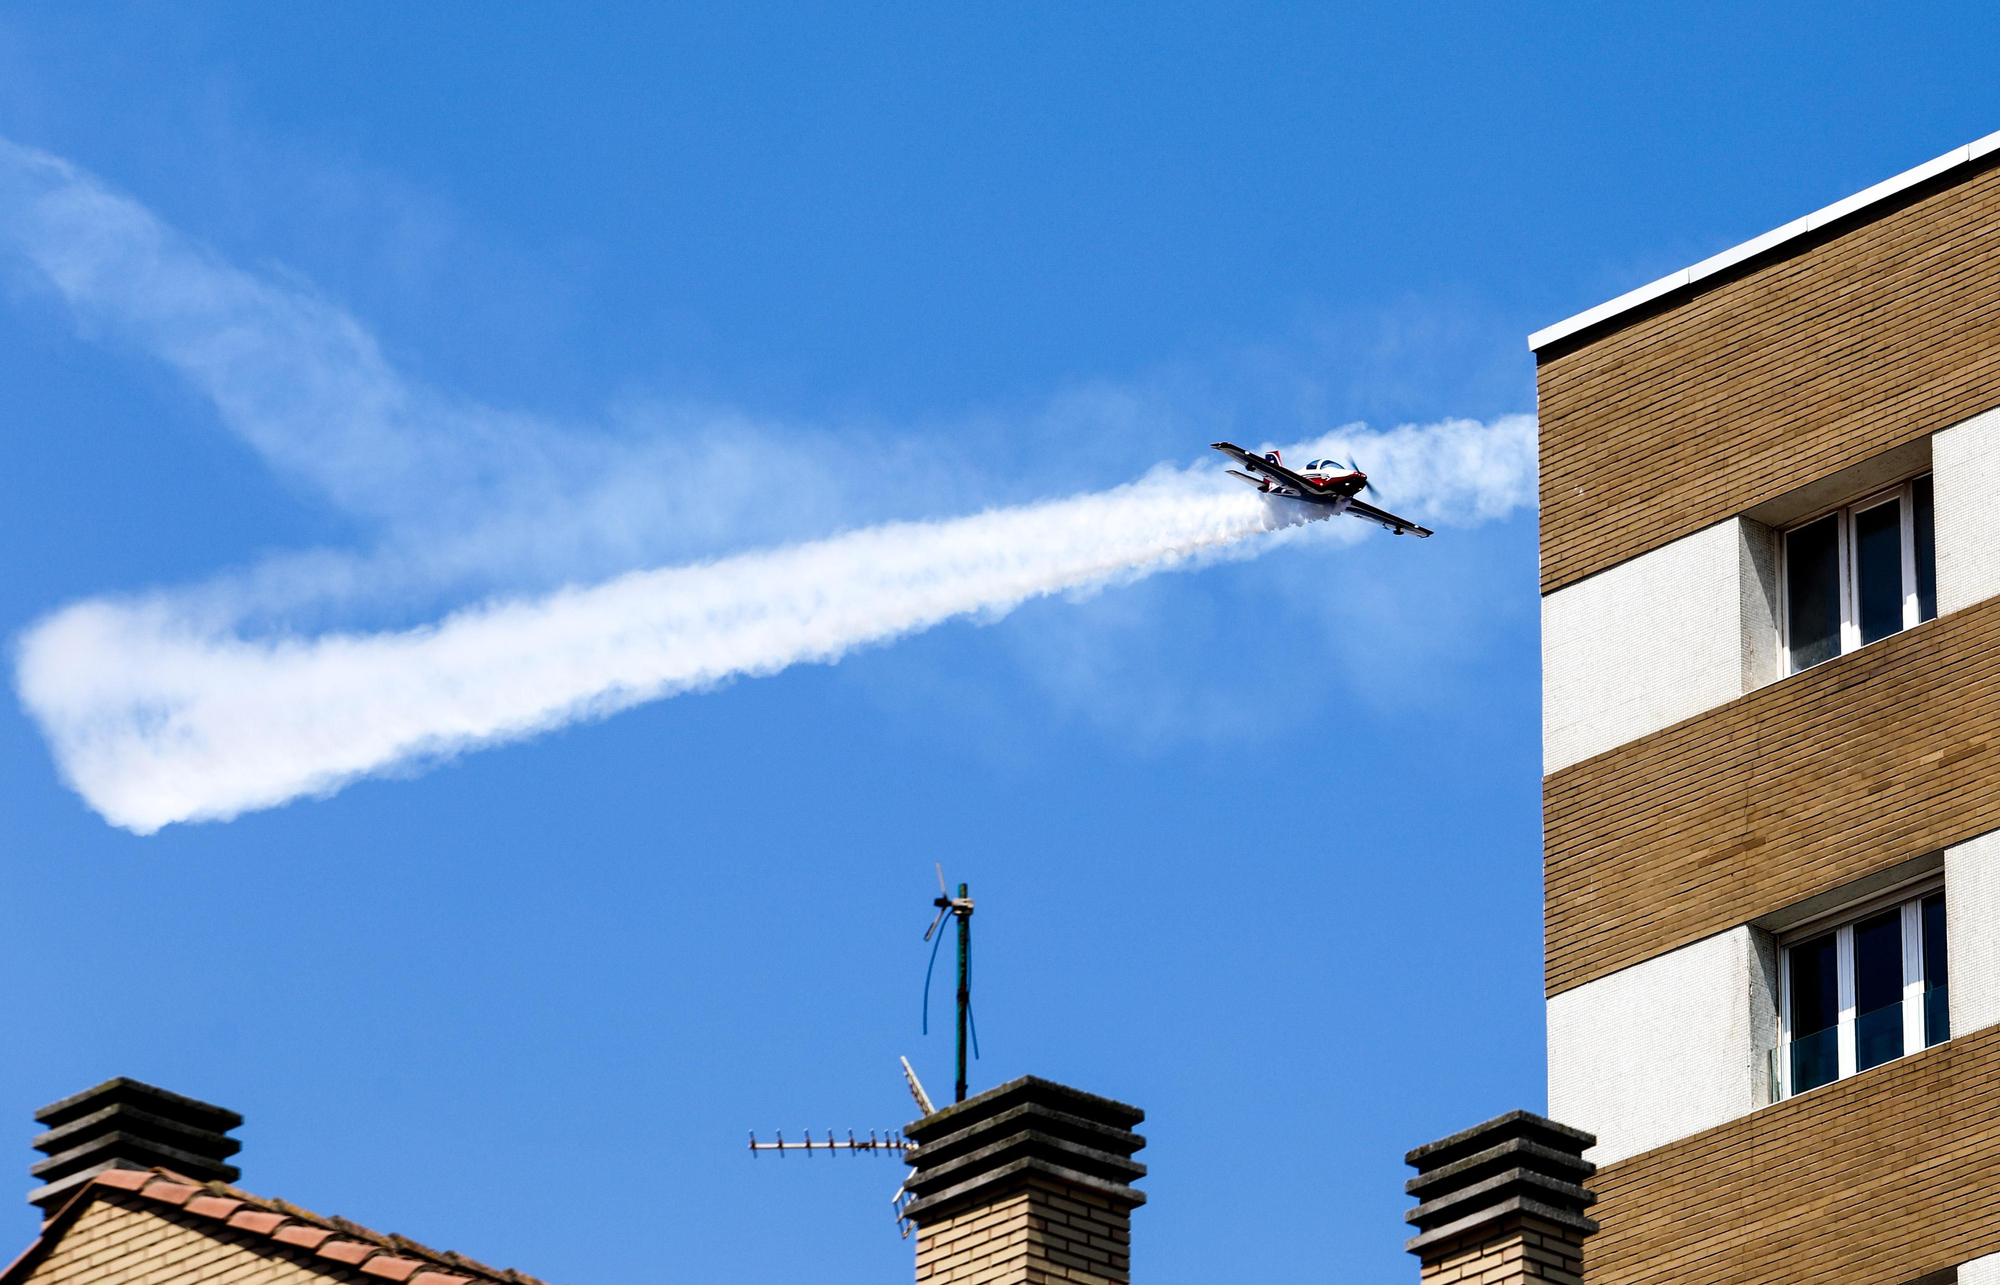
[1537,130,2000,1285]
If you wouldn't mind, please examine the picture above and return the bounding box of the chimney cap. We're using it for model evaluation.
[27,1079,241,1211]
[35,1079,241,1133]
[904,1075,1142,1142]
[1404,1109,1593,1172]
[1403,1110,1599,1257]
[900,1076,1146,1227]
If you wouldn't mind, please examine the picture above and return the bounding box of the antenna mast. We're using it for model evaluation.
[924,865,977,1103]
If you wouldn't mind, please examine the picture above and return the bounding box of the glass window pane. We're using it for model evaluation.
[1924,891,1950,1046]
[1854,908,1905,1071]
[1914,476,1937,622]
[1856,1004,1903,1073]
[1790,933,1839,1036]
[1855,501,1905,645]
[1788,932,1842,1091]
[1787,516,1842,671]
[1853,909,1903,1014]
[1791,1026,1839,1093]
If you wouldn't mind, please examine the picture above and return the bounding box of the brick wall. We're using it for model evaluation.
[1536,152,2000,596]
[914,1177,1131,1285]
[19,1195,361,1285]
[1418,1218,1585,1285]
[1544,592,2000,997]
[1585,1022,2000,1285]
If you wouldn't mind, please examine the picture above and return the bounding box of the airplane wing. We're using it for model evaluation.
[1209,441,1317,495]
[1212,441,1432,534]
[1343,496,1434,538]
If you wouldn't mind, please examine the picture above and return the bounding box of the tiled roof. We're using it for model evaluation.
[2,1168,555,1285]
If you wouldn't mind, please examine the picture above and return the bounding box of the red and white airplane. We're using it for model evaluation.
[1211,441,1433,538]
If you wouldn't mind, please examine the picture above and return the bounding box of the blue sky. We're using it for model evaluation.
[1,5,1997,1283]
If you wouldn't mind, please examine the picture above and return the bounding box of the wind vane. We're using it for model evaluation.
[923,864,978,1104]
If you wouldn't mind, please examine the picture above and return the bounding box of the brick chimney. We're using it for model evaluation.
[901,1076,1145,1285]
[29,1078,242,1214]
[1404,1111,1598,1285]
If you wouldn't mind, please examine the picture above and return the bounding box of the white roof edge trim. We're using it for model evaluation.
[1528,128,2000,353]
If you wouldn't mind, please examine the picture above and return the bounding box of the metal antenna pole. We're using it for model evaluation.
[955,882,972,1103]
[925,869,977,1104]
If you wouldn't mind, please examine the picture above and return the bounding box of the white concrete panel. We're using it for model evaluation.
[1738,519,1780,693]
[1961,1252,2000,1285]
[1543,520,1774,774]
[1947,829,2000,1039]
[1934,405,2000,615]
[1547,928,1774,1166]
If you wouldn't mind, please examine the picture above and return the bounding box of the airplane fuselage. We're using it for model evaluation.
[1290,467,1368,501]
[1209,440,1434,537]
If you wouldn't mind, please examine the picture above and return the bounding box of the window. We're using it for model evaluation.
[1783,476,1937,674]
[1780,888,1947,1097]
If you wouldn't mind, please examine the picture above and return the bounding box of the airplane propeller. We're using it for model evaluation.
[1343,457,1375,494]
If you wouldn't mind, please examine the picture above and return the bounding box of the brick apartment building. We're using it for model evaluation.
[1526,127,2000,1285]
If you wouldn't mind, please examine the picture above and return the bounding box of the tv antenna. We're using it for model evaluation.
[922,864,978,1104]
[748,1058,938,1238]
[745,1054,937,1156]
[746,1128,911,1157]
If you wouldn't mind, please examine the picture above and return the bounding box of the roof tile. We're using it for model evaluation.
[225,1211,289,1234]
[92,1171,152,1192]
[316,1240,381,1266]
[273,1226,337,1250]
[58,1168,552,1285]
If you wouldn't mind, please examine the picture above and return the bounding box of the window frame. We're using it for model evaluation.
[1776,879,1945,1100]
[1778,474,1933,675]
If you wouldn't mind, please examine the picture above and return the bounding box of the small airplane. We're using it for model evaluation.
[1210,441,1434,538]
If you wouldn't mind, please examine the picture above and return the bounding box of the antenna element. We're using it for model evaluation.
[901,1056,936,1116]
[747,1128,911,1156]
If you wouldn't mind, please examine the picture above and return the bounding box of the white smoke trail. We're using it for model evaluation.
[20,472,1317,833]
[0,137,1539,833]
